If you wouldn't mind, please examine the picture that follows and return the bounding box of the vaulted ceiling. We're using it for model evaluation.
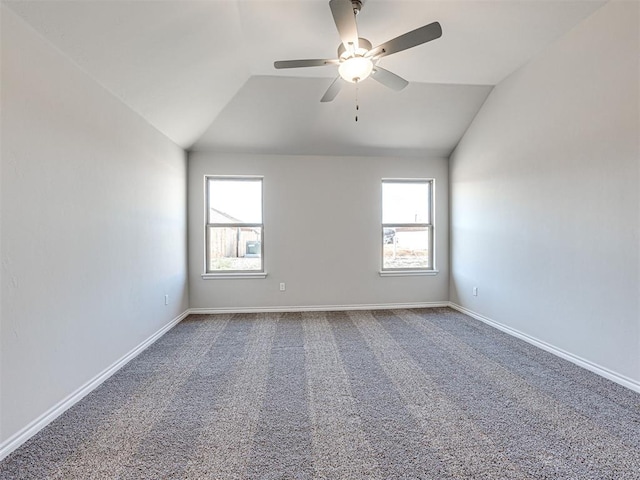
[5,0,606,156]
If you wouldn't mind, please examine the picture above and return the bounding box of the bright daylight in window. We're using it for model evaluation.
[382,179,434,271]
[206,176,263,274]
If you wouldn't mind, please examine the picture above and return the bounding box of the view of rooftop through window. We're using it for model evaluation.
[209,178,262,223]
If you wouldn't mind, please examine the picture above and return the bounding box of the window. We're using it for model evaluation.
[205,176,264,275]
[381,179,434,273]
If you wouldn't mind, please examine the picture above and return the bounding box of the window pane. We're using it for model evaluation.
[207,226,262,272]
[208,178,262,224]
[382,181,430,224]
[383,227,430,269]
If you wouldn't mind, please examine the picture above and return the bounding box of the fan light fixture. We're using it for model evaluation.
[338,56,373,83]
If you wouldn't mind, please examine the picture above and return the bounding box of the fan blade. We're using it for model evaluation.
[367,22,442,59]
[330,0,359,52]
[274,59,338,69]
[320,77,343,102]
[371,67,409,91]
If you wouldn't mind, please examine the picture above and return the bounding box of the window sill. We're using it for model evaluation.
[379,270,439,277]
[202,272,268,280]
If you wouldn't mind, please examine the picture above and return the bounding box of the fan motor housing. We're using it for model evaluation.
[338,38,372,59]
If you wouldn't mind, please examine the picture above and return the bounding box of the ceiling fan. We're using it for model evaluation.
[273,0,442,102]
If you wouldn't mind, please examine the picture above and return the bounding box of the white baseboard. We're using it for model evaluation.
[449,302,640,394]
[0,309,190,462]
[188,301,450,315]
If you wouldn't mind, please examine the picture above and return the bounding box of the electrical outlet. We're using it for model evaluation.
[164,294,169,305]
[279,283,286,292]
[472,287,478,297]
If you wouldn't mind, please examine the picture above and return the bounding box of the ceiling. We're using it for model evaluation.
[5,0,606,156]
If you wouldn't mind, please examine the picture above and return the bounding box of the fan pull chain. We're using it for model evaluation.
[355,79,359,122]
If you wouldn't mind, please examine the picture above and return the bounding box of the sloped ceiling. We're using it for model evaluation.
[5,0,606,156]
[194,76,492,157]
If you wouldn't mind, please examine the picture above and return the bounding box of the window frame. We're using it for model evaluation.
[203,175,266,279]
[380,178,437,276]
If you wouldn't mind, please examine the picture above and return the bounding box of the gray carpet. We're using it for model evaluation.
[2,308,639,479]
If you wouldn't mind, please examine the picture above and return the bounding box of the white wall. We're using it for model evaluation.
[189,153,449,310]
[1,6,189,446]
[450,1,639,386]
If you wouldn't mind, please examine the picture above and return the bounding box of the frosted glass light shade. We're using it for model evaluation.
[338,56,373,83]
